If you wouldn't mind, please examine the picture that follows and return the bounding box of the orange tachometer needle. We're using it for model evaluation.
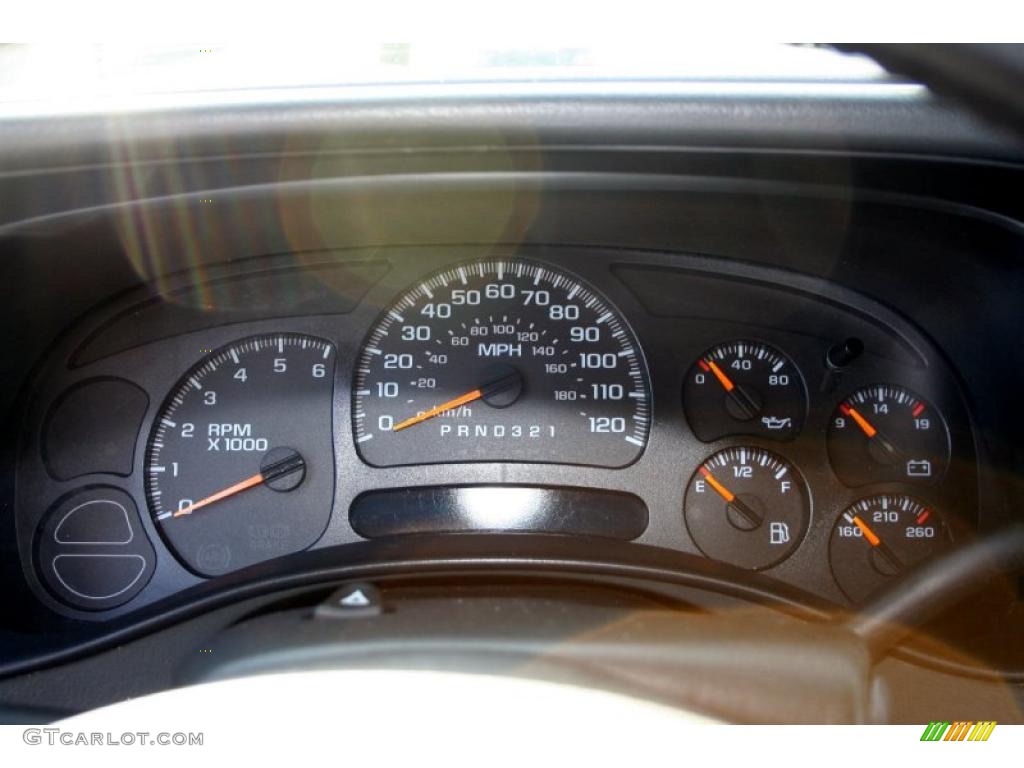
[849,514,881,547]
[699,467,736,503]
[705,360,736,392]
[840,403,878,438]
[174,472,265,517]
[392,388,484,432]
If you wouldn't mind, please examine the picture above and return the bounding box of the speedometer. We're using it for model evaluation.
[353,259,651,467]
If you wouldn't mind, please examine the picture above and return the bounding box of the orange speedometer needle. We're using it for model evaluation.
[392,388,484,432]
[174,472,265,517]
[392,369,524,433]
[840,403,877,438]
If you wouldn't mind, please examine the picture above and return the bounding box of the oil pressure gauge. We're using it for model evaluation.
[683,341,806,442]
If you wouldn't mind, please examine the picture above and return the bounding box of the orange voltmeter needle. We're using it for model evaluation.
[174,472,265,517]
[839,403,878,438]
[392,388,484,432]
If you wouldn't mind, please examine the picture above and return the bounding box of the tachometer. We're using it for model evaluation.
[353,259,651,467]
[145,334,336,577]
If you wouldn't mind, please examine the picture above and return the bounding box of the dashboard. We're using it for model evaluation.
[1,64,1023,724]
[10,244,982,616]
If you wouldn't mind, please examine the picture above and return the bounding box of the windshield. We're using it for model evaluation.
[0,43,900,117]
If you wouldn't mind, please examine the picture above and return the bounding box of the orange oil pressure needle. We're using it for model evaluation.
[392,388,484,432]
[840,404,878,438]
[849,515,882,547]
[706,360,736,392]
[173,472,265,517]
[698,467,736,503]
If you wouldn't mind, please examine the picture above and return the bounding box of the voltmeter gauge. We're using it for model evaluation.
[684,447,809,570]
[683,341,806,442]
[828,385,950,487]
[830,494,949,603]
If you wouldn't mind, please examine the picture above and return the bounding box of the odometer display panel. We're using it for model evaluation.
[353,259,652,467]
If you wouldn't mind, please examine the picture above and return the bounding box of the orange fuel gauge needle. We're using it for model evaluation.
[698,466,762,528]
[392,388,484,432]
[699,466,735,502]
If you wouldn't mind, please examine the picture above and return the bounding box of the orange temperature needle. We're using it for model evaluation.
[840,404,878,438]
[698,467,736,503]
[392,388,483,432]
[850,515,882,547]
[706,360,736,392]
[174,472,264,517]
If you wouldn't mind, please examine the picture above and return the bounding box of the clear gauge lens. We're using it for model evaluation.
[145,334,336,577]
[828,384,950,487]
[830,494,948,603]
[684,447,809,570]
[353,259,652,467]
[683,340,806,441]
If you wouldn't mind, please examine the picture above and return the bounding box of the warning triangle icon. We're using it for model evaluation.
[340,589,371,607]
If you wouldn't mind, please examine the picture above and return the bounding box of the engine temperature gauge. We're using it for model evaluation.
[683,341,806,441]
[830,494,949,603]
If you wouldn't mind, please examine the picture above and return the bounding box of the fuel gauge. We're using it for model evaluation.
[684,447,809,570]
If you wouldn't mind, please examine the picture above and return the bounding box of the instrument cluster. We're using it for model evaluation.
[13,247,980,619]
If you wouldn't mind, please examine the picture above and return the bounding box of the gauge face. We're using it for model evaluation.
[828,384,949,487]
[683,340,806,441]
[145,334,336,577]
[830,494,948,603]
[684,447,809,570]
[353,259,652,467]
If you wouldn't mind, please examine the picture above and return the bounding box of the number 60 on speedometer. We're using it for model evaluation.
[352,259,652,467]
